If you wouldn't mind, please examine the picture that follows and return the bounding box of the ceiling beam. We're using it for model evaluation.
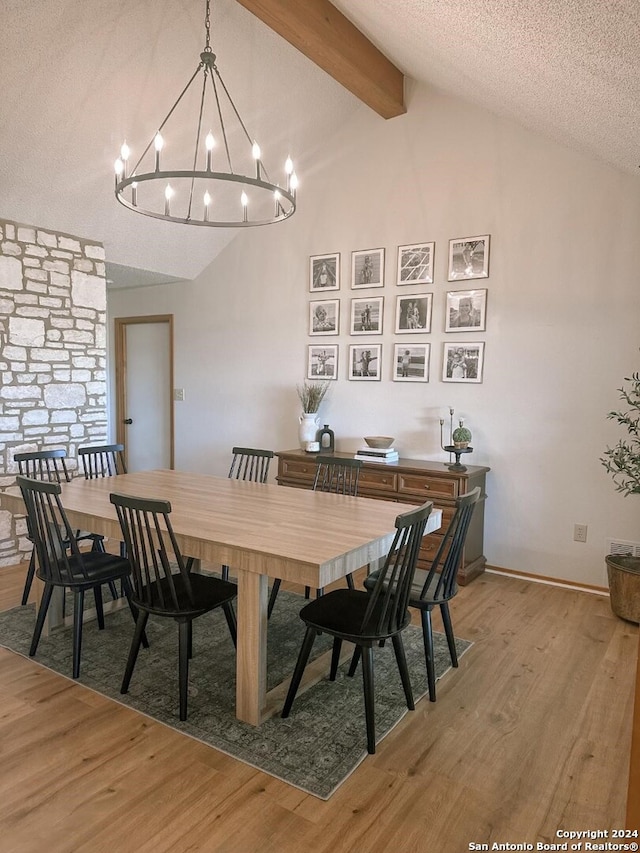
[235,0,406,119]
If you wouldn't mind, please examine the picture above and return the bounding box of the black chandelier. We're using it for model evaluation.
[114,0,298,227]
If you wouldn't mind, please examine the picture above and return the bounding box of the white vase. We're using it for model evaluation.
[298,412,320,448]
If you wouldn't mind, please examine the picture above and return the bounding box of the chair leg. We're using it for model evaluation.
[440,602,458,667]
[347,644,361,677]
[282,626,317,718]
[187,620,193,659]
[178,620,190,721]
[304,586,311,599]
[21,549,36,606]
[93,586,105,630]
[345,572,355,590]
[72,589,85,679]
[107,581,118,600]
[221,565,230,581]
[122,577,149,648]
[222,602,237,648]
[420,608,437,702]
[29,582,54,657]
[361,645,376,754]
[267,578,281,618]
[121,610,150,694]
[391,633,415,710]
[329,637,343,681]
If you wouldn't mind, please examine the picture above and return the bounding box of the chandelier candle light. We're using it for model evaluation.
[114,0,298,228]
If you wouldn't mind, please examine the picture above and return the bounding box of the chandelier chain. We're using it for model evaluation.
[205,0,211,50]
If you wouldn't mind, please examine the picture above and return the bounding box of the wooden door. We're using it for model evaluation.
[114,315,174,471]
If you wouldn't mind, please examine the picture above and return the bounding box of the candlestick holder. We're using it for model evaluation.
[440,407,454,464]
[440,408,473,471]
[442,444,473,471]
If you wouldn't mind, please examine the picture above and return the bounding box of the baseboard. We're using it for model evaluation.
[485,565,609,596]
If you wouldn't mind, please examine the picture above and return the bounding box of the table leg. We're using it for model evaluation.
[34,576,126,636]
[34,577,65,637]
[235,570,268,725]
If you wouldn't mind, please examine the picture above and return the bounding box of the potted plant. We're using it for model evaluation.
[601,369,640,623]
[296,380,330,448]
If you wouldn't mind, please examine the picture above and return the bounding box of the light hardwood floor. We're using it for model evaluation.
[0,559,637,852]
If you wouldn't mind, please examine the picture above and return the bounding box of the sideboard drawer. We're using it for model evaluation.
[418,533,454,573]
[419,533,443,563]
[398,473,458,501]
[279,457,316,484]
[359,468,398,494]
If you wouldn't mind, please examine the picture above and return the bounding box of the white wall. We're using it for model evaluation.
[107,82,640,588]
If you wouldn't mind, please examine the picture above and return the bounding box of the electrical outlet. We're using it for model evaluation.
[173,388,185,402]
[573,524,588,543]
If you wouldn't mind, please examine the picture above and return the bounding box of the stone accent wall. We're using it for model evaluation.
[0,218,107,567]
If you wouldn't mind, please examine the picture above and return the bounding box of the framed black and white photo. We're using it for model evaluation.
[349,344,382,381]
[307,344,338,380]
[393,344,430,382]
[309,253,340,292]
[445,288,487,332]
[447,235,490,281]
[396,241,434,285]
[309,299,339,336]
[442,342,485,383]
[351,248,384,289]
[350,296,383,335]
[395,293,432,333]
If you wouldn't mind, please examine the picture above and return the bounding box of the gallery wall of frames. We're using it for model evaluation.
[307,235,490,384]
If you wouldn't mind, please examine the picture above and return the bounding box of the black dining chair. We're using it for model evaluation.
[267,456,363,617]
[110,491,238,721]
[218,447,274,581]
[78,442,128,560]
[14,448,105,606]
[16,475,137,679]
[228,446,273,483]
[78,443,127,479]
[282,500,433,754]
[363,486,481,701]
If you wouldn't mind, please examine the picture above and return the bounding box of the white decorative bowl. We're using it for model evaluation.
[364,436,395,449]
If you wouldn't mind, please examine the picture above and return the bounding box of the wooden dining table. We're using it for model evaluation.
[2,469,441,726]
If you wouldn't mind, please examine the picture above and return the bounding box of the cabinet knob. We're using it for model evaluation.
[424,484,430,489]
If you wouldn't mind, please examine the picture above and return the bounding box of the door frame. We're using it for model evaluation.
[114,314,175,470]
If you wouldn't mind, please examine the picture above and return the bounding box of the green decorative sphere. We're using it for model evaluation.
[453,425,472,445]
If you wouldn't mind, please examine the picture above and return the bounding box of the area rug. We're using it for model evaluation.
[0,590,471,799]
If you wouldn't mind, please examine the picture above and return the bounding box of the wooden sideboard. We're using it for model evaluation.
[275,449,490,585]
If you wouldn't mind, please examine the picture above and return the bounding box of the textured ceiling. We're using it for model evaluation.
[332,0,640,176]
[0,0,638,288]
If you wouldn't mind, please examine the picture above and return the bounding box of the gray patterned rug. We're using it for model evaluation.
[0,589,470,799]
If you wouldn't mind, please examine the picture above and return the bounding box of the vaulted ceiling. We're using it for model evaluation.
[1,0,638,288]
